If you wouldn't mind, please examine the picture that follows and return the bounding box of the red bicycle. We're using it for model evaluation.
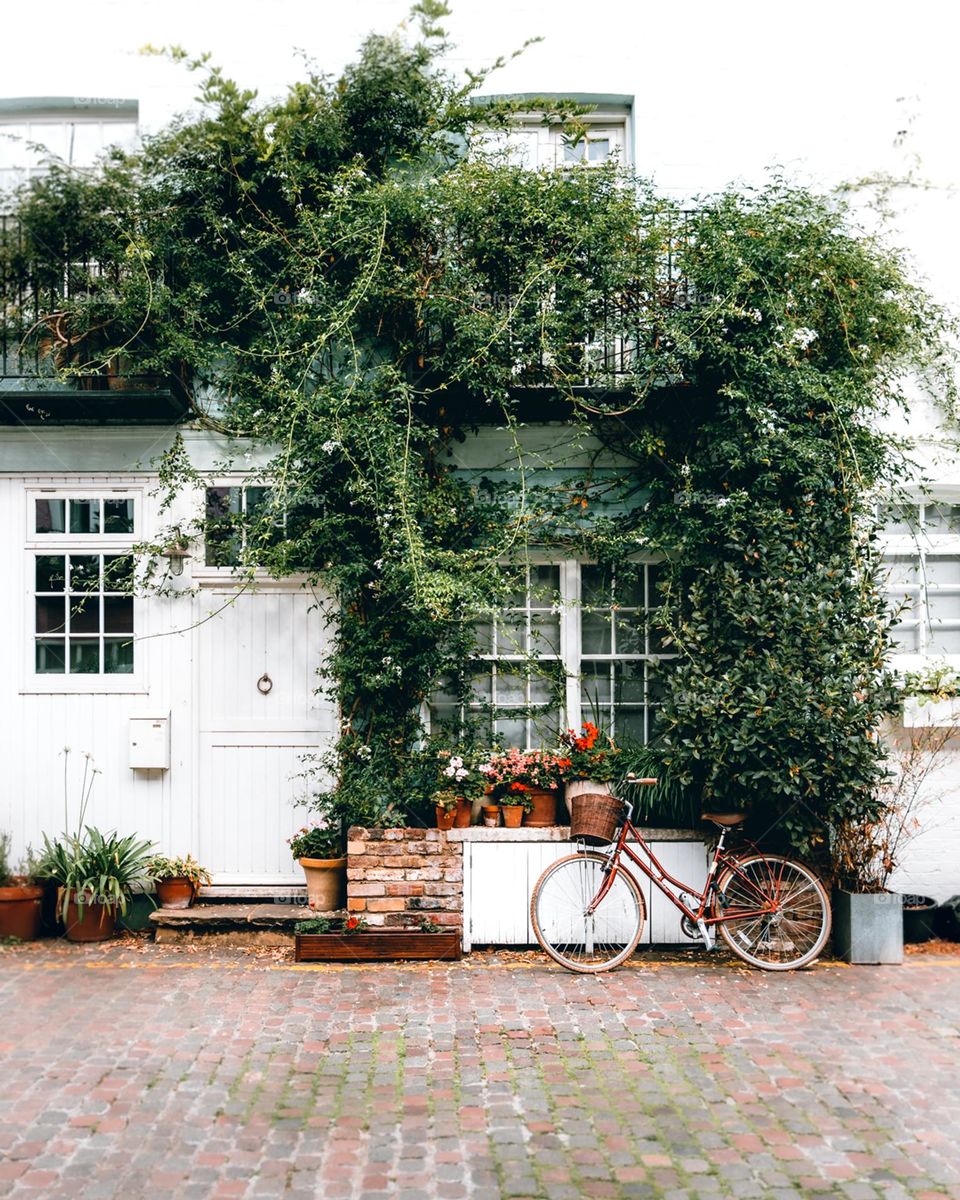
[530,778,831,972]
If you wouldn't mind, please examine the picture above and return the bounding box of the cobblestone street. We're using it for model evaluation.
[0,943,958,1199]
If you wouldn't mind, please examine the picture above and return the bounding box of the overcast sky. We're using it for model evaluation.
[4,0,959,299]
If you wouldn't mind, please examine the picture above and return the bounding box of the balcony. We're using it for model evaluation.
[0,214,189,424]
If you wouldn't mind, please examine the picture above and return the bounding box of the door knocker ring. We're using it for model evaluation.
[257,673,273,695]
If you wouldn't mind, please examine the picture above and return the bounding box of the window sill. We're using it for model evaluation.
[20,678,148,696]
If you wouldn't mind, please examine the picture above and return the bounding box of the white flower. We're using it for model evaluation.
[443,765,456,778]
[790,327,818,349]
[749,308,762,323]
[321,440,340,453]
[449,756,463,769]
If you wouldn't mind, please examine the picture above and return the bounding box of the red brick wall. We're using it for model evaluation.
[346,827,463,930]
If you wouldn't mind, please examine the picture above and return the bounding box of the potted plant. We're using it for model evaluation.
[557,723,621,820]
[289,823,346,912]
[830,711,951,963]
[479,748,564,827]
[498,792,532,828]
[434,750,485,827]
[434,790,459,831]
[480,802,500,827]
[145,854,212,909]
[0,834,44,942]
[38,827,154,943]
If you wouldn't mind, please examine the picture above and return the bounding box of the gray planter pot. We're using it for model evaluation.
[833,890,903,964]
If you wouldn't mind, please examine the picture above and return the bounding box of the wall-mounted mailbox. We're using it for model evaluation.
[129,715,170,770]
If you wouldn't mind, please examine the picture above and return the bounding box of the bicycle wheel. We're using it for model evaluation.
[715,854,831,970]
[531,852,646,973]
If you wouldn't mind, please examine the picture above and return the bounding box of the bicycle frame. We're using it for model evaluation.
[585,800,778,929]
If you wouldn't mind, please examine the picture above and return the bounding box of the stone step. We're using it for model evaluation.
[149,902,320,947]
[196,885,307,902]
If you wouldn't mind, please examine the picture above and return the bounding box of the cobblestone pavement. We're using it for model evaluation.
[0,942,958,1200]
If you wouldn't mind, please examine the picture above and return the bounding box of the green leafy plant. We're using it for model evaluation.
[288,824,345,861]
[433,790,460,813]
[901,661,960,704]
[0,832,13,887]
[144,854,212,888]
[37,827,154,920]
[295,915,335,934]
[614,740,700,829]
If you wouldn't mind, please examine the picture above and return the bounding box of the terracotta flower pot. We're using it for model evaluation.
[501,804,524,828]
[155,877,196,910]
[481,805,500,828]
[436,805,456,831]
[64,893,118,943]
[523,788,558,828]
[0,884,44,942]
[300,857,347,912]
[453,797,473,827]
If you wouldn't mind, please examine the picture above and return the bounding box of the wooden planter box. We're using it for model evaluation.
[295,929,462,962]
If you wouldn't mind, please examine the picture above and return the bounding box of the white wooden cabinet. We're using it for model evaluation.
[454,828,709,950]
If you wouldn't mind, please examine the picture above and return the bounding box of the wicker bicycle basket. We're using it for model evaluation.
[569,791,624,846]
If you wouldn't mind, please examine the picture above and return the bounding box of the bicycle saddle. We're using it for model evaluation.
[701,812,747,827]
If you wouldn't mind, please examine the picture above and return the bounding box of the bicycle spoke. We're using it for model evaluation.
[531,853,645,973]
[716,855,830,971]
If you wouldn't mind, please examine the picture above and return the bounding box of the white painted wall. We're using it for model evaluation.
[0,427,338,882]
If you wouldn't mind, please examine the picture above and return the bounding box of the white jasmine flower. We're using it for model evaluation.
[791,327,818,349]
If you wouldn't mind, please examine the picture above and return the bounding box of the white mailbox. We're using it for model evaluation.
[129,715,170,770]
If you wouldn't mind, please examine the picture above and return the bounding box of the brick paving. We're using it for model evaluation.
[0,943,958,1199]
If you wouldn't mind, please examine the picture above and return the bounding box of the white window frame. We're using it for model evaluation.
[191,479,288,584]
[432,558,672,748]
[554,125,624,167]
[881,496,960,664]
[22,486,145,695]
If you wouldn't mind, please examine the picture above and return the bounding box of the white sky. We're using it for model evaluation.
[3,0,960,300]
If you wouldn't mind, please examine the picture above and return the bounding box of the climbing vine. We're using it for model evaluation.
[1,2,955,855]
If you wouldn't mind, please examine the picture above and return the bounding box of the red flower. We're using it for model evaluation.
[345,916,360,931]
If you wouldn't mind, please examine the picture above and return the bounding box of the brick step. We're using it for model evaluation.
[149,902,321,947]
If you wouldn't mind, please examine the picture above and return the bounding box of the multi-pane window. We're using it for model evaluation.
[562,133,613,164]
[883,502,960,655]
[429,561,669,748]
[579,564,665,743]
[471,565,563,749]
[204,486,277,567]
[31,495,136,676]
[35,496,134,536]
[34,553,134,675]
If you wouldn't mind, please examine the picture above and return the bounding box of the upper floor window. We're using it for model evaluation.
[29,493,137,677]
[882,500,960,654]
[561,129,621,165]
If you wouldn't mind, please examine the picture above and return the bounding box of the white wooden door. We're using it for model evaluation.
[196,588,335,882]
